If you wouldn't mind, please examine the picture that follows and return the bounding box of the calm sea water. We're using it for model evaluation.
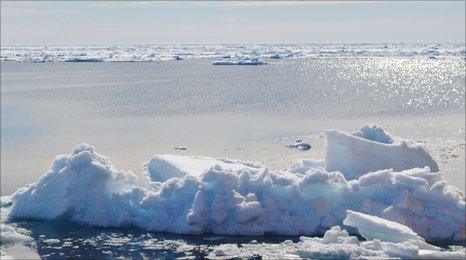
[1,58,465,258]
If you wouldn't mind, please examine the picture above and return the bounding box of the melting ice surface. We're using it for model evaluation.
[1,43,465,62]
[1,124,465,259]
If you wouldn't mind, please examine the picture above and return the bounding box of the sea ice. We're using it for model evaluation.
[208,226,465,259]
[0,224,34,245]
[1,43,465,62]
[343,210,439,250]
[325,123,439,179]
[64,57,104,62]
[2,125,464,243]
[212,57,266,65]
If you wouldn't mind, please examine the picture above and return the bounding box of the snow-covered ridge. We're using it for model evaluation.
[1,43,465,62]
[2,124,464,245]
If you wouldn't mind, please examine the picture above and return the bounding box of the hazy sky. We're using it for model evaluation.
[1,1,465,45]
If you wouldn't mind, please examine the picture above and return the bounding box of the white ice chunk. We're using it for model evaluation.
[0,224,34,245]
[209,226,465,259]
[325,124,439,179]
[343,210,439,250]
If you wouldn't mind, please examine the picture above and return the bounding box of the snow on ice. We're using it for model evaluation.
[325,123,439,179]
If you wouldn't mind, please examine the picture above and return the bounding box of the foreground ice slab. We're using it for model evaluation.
[5,134,464,241]
[325,124,439,179]
[343,210,438,250]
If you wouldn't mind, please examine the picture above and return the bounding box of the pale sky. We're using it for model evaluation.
[1,1,465,45]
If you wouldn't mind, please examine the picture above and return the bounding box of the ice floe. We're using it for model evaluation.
[0,224,34,245]
[213,57,266,65]
[2,43,464,62]
[0,124,464,259]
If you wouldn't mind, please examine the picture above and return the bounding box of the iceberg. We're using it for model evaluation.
[2,124,464,243]
[325,124,439,180]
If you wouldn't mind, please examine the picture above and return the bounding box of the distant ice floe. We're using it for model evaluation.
[64,57,104,62]
[1,43,465,62]
[0,124,464,258]
[213,57,266,65]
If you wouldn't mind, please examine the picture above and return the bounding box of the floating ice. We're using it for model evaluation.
[64,57,104,62]
[213,57,266,65]
[43,239,61,245]
[343,210,439,250]
[0,224,34,245]
[1,43,465,62]
[3,125,465,243]
[325,124,439,180]
[268,53,282,59]
[209,226,465,259]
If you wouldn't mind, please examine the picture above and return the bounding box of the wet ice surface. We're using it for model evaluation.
[1,58,465,258]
